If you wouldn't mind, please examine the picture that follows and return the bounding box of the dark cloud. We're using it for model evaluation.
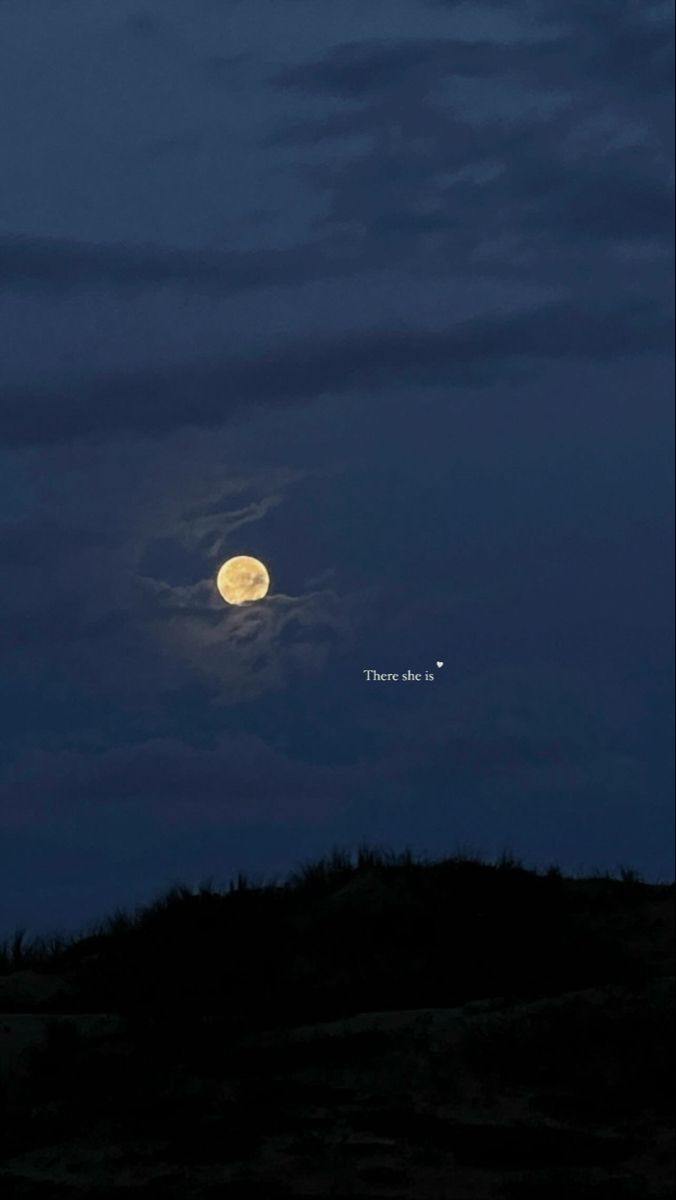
[1,298,670,447]
[0,234,358,296]
[0,656,632,831]
[2,733,356,828]
[272,37,518,96]
[273,7,673,103]
[269,13,673,304]
[545,166,674,242]
[542,0,675,94]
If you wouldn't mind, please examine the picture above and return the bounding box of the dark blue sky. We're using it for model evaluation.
[1,0,674,932]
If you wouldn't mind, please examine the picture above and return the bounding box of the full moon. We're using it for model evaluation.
[216,555,270,605]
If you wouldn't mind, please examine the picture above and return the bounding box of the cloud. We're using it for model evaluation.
[272,37,520,97]
[2,6,670,464]
[541,0,675,95]
[272,10,672,106]
[172,493,285,562]
[0,655,630,832]
[267,15,672,313]
[143,579,353,703]
[1,297,670,447]
[0,233,359,296]
[542,165,674,242]
[0,733,356,829]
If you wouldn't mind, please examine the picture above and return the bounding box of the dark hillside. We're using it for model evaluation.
[0,852,673,1198]
[2,852,669,1023]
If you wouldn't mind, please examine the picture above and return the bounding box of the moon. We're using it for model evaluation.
[216,556,270,605]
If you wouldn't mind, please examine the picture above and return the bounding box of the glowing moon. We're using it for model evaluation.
[216,556,270,605]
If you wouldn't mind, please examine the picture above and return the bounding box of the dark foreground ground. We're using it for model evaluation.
[0,852,673,1198]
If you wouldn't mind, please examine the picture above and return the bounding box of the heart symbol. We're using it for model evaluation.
[436,661,444,668]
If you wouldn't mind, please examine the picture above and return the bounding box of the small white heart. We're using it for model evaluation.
[436,661,444,668]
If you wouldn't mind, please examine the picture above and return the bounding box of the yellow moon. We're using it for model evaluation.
[216,555,270,605]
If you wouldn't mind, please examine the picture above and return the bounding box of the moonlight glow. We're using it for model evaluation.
[216,556,270,605]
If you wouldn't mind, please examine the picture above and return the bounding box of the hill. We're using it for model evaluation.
[0,850,673,1197]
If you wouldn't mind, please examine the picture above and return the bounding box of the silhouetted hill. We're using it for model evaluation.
[2,851,672,1022]
[0,850,673,1198]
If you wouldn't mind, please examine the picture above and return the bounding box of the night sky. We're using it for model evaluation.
[1,0,674,932]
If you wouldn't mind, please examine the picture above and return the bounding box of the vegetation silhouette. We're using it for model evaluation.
[0,849,673,1198]
[1,847,671,1023]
